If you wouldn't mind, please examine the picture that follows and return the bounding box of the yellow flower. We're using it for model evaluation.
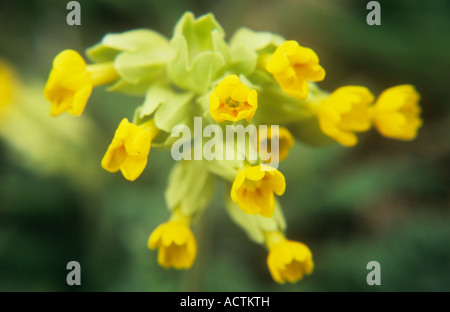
[44,49,118,117]
[231,165,286,218]
[265,231,314,284]
[101,118,157,181]
[209,74,258,122]
[372,85,422,140]
[0,60,16,114]
[266,40,325,100]
[148,212,197,269]
[44,50,92,116]
[258,126,294,162]
[316,86,374,147]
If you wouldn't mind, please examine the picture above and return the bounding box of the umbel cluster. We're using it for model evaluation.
[44,12,421,284]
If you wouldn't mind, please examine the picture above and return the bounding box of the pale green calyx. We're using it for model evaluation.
[229,27,284,76]
[167,12,231,94]
[165,160,215,218]
[87,29,172,94]
[225,197,286,245]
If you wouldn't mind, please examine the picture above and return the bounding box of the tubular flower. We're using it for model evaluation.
[265,231,314,284]
[316,86,374,147]
[101,118,158,181]
[44,49,119,117]
[209,74,258,122]
[258,126,294,162]
[231,165,286,218]
[148,210,197,269]
[266,40,325,100]
[372,85,422,140]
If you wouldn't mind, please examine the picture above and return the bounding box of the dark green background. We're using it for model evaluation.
[0,0,448,291]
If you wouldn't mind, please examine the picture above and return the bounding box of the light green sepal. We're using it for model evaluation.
[172,12,228,60]
[287,84,334,146]
[252,86,315,125]
[229,28,284,76]
[86,43,120,63]
[288,116,335,147]
[229,45,257,76]
[98,29,170,52]
[230,27,284,53]
[154,91,194,133]
[107,78,160,94]
[225,198,286,245]
[165,160,215,218]
[136,83,176,119]
[134,83,194,133]
[168,36,226,93]
[168,12,230,94]
[87,29,172,94]
[113,49,167,85]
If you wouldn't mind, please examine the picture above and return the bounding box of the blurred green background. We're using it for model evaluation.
[0,0,449,291]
